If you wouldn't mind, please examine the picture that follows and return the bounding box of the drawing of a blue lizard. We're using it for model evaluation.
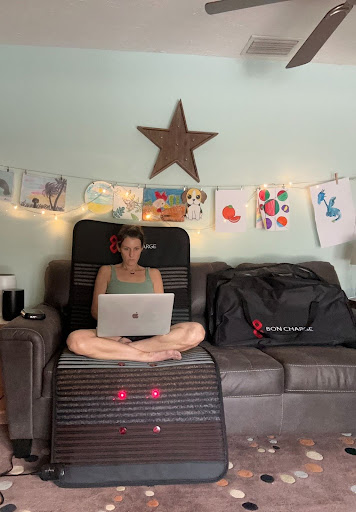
[317,189,341,222]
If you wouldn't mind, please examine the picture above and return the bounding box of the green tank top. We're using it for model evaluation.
[106,265,154,294]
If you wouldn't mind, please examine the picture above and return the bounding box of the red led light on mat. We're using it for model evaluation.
[151,388,160,399]
[117,390,127,400]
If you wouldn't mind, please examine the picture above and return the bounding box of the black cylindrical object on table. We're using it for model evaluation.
[2,288,24,321]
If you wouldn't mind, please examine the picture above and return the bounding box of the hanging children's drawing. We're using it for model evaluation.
[142,188,185,222]
[20,173,67,211]
[113,186,143,220]
[0,169,14,202]
[182,188,207,221]
[215,189,247,232]
[310,178,355,247]
[258,187,289,231]
[84,181,113,214]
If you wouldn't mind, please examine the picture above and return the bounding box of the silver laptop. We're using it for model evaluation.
[97,293,175,338]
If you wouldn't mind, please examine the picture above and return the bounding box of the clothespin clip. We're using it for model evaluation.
[216,186,219,191]
[7,167,9,172]
[24,170,27,175]
[334,172,338,185]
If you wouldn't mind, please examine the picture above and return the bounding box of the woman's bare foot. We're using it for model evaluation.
[119,337,132,344]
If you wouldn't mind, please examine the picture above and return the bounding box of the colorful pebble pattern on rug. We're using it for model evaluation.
[0,428,355,512]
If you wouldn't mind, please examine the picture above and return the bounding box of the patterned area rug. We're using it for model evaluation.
[0,425,355,512]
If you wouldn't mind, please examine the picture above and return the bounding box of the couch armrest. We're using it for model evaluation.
[0,304,64,439]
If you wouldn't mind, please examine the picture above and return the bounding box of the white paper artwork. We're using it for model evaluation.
[310,178,356,248]
[113,186,143,221]
[257,187,290,231]
[215,189,247,233]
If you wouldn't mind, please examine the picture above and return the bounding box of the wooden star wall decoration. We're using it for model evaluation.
[137,100,218,183]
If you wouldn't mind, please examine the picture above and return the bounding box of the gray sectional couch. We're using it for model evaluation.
[0,259,356,457]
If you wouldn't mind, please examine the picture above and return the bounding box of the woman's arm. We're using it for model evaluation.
[150,268,164,293]
[91,265,111,319]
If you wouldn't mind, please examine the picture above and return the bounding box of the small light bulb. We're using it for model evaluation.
[146,214,151,219]
[316,185,319,189]
[263,184,267,188]
[13,205,18,209]
[41,210,45,215]
[125,192,129,196]
[151,388,160,399]
[54,215,58,221]
[245,204,248,208]
[118,390,127,400]
[289,181,293,186]
[82,207,85,211]
[223,219,227,223]
[197,230,200,235]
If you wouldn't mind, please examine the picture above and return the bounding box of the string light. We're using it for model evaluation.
[1,163,355,230]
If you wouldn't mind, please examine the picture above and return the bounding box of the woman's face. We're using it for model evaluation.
[119,236,143,266]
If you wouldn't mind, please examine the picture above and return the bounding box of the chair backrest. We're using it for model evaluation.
[68,220,191,333]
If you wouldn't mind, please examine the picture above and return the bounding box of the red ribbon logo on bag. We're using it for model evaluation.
[252,319,264,339]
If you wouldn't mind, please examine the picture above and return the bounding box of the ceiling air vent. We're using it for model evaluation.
[241,36,300,57]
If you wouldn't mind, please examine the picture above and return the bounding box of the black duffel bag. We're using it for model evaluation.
[206,263,356,347]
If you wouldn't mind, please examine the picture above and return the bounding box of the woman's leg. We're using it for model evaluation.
[67,329,182,362]
[130,322,205,353]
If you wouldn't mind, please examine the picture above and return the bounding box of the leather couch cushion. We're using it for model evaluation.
[191,262,229,320]
[264,346,356,393]
[43,260,71,310]
[201,343,284,397]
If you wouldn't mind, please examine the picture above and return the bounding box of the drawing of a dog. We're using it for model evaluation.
[181,188,207,220]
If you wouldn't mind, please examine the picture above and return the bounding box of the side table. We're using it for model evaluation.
[0,323,7,424]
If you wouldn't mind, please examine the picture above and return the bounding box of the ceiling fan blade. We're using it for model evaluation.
[205,0,289,15]
[286,1,354,68]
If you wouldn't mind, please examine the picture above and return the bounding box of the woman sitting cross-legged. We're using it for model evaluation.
[67,224,205,363]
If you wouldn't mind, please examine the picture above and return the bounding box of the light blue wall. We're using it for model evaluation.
[0,45,355,307]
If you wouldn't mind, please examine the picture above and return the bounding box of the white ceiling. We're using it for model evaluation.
[0,0,356,66]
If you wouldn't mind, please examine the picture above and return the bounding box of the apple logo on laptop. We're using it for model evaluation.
[132,312,139,319]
